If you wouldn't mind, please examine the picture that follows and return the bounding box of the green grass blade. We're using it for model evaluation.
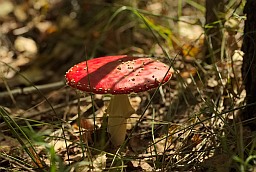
[0,106,43,168]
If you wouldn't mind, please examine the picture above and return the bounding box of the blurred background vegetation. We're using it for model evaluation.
[0,0,249,171]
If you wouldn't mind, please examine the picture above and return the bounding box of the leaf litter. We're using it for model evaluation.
[0,0,245,171]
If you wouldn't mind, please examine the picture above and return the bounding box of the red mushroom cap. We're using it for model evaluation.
[65,55,172,94]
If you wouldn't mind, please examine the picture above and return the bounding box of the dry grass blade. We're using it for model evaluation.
[0,107,43,169]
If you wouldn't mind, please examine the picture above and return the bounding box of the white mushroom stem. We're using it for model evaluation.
[107,94,135,146]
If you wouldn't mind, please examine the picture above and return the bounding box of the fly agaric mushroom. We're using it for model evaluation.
[65,55,172,146]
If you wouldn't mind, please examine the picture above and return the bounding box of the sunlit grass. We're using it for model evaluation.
[0,0,250,171]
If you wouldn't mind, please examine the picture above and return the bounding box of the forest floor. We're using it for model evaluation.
[0,0,248,171]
